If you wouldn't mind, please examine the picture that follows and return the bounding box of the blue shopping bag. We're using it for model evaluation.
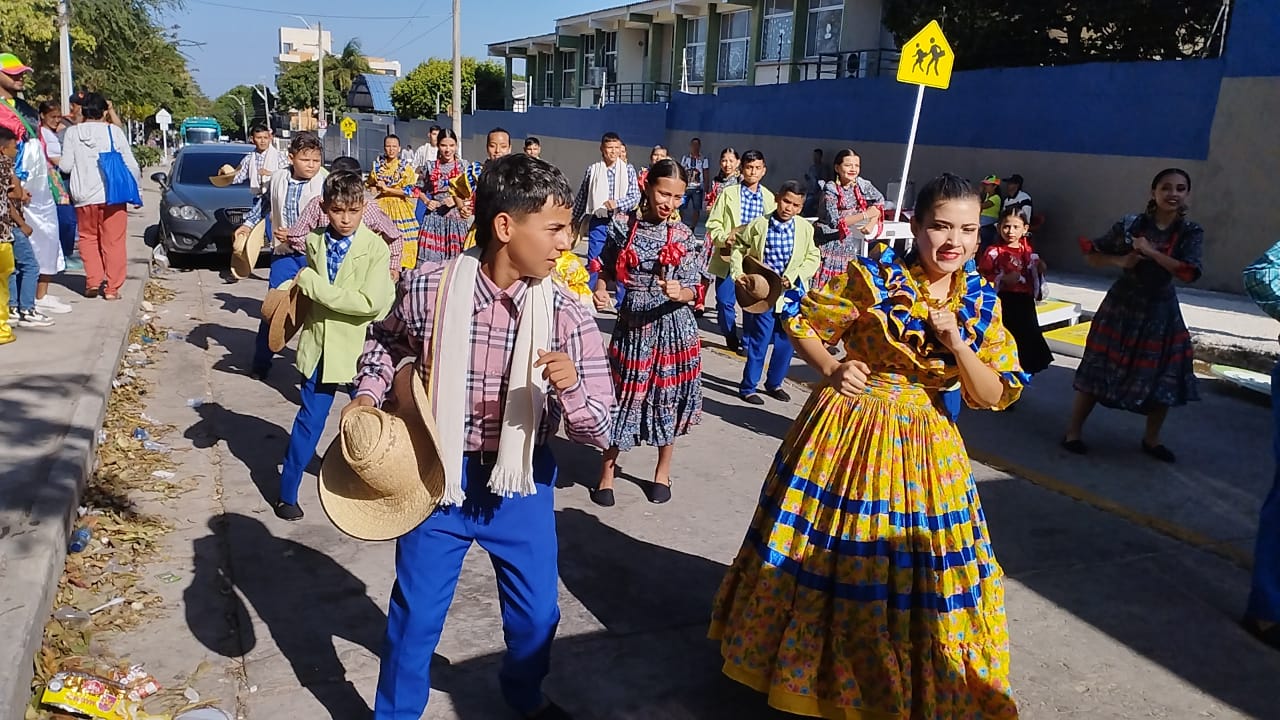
[99,127,142,207]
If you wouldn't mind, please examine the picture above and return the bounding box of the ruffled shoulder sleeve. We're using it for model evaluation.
[958,277,1030,410]
[785,255,889,345]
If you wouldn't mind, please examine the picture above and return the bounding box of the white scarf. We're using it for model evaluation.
[268,168,326,251]
[430,248,554,506]
[249,146,285,193]
[586,160,627,218]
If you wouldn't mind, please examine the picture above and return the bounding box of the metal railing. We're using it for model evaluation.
[598,82,674,105]
[812,48,902,80]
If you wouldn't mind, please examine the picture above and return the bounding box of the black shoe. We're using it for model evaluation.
[646,482,672,504]
[725,336,741,353]
[1242,616,1280,652]
[741,393,765,406]
[764,387,792,402]
[527,700,573,720]
[250,365,271,381]
[589,488,615,507]
[274,501,304,521]
[1060,438,1087,455]
[1141,441,1177,463]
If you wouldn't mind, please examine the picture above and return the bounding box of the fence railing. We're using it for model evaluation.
[598,82,674,105]
[812,48,902,80]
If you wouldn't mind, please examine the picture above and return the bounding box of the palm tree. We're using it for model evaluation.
[327,39,372,96]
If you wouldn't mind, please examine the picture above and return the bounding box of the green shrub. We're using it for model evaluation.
[133,145,162,168]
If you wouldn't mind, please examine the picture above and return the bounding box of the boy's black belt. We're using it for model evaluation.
[463,450,499,465]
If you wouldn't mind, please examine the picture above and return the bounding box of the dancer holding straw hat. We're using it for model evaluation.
[345,153,614,720]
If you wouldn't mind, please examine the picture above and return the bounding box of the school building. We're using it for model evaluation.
[464,0,1279,293]
[486,0,896,109]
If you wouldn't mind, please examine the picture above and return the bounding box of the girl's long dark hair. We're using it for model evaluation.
[903,173,983,268]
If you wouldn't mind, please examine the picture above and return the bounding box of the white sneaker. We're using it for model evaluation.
[18,309,55,327]
[36,295,72,314]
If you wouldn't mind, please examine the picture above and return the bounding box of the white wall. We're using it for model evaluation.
[618,28,647,84]
[840,0,886,53]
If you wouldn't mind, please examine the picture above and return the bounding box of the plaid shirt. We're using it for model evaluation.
[287,195,403,270]
[763,215,796,274]
[324,232,353,283]
[741,184,766,225]
[355,264,615,452]
[572,162,641,223]
[1245,239,1280,321]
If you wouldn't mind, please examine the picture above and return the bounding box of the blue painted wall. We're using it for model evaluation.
[1224,0,1280,78]
[667,59,1226,160]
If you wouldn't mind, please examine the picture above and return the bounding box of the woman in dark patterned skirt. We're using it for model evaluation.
[1063,168,1203,463]
[416,128,480,265]
[815,148,885,289]
[590,159,704,507]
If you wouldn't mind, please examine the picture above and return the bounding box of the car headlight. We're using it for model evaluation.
[168,205,206,221]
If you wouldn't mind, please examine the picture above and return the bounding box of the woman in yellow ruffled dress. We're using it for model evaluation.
[368,134,420,269]
[710,174,1027,720]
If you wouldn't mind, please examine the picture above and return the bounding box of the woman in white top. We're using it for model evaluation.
[58,92,141,300]
[39,99,80,274]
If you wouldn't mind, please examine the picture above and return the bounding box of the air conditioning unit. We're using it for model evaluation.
[587,66,606,88]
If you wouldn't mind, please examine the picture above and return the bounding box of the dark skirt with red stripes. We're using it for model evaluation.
[1073,276,1198,412]
[418,208,471,265]
[608,301,703,450]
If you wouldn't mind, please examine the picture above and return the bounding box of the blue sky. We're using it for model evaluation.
[164,0,596,97]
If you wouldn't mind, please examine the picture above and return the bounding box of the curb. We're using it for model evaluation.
[0,244,150,717]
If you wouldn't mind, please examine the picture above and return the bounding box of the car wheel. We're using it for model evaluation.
[144,223,160,248]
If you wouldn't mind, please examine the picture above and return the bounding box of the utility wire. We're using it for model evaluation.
[379,0,435,55]
[384,13,454,57]
[198,1,436,21]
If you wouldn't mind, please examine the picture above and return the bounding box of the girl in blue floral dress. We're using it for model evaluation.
[591,159,704,507]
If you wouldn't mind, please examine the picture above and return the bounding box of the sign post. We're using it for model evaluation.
[892,20,954,220]
[155,108,172,159]
[340,116,356,158]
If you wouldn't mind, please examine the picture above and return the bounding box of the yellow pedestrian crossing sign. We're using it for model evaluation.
[897,20,954,90]
[340,116,357,139]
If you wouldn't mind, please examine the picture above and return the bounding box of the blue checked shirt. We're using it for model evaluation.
[740,184,766,225]
[324,231,353,284]
[763,215,796,275]
[242,178,310,254]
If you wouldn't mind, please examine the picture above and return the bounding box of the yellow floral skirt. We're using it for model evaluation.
[710,377,1018,719]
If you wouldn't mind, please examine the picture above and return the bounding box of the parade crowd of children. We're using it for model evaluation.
[187,112,1224,720]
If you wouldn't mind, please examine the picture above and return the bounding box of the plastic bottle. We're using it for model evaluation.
[68,527,92,553]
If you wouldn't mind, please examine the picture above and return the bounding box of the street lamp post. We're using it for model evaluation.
[254,83,272,132]
[295,16,326,133]
[452,0,462,140]
[56,0,72,114]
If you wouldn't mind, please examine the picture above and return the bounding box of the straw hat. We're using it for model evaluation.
[319,365,446,541]
[735,255,784,314]
[209,164,238,188]
[260,280,310,353]
[230,220,266,279]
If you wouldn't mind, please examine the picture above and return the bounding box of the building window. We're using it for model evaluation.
[543,53,554,101]
[560,50,577,99]
[718,10,750,82]
[806,0,843,57]
[760,0,793,62]
[603,31,618,84]
[684,17,707,84]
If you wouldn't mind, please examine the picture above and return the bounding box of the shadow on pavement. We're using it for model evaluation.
[183,402,289,508]
[0,372,95,553]
[185,321,301,405]
[184,513,383,719]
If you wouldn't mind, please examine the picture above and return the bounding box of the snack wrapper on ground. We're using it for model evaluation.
[41,670,138,719]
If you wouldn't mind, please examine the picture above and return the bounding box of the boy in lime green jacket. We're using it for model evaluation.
[731,180,821,404]
[704,149,773,353]
[276,171,395,520]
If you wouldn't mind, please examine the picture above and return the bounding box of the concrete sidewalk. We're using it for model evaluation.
[0,192,158,716]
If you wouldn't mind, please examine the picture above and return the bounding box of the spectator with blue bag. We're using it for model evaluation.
[1242,241,1280,651]
[57,92,140,301]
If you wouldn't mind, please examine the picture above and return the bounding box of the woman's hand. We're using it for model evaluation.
[824,358,871,397]
[1132,235,1155,257]
[927,309,966,352]
[593,289,612,311]
[458,200,473,219]
[660,279,683,301]
[425,199,440,211]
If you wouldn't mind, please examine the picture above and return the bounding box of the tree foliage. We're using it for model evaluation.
[881,1,1227,70]
[210,85,261,140]
[390,57,509,120]
[0,0,208,122]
